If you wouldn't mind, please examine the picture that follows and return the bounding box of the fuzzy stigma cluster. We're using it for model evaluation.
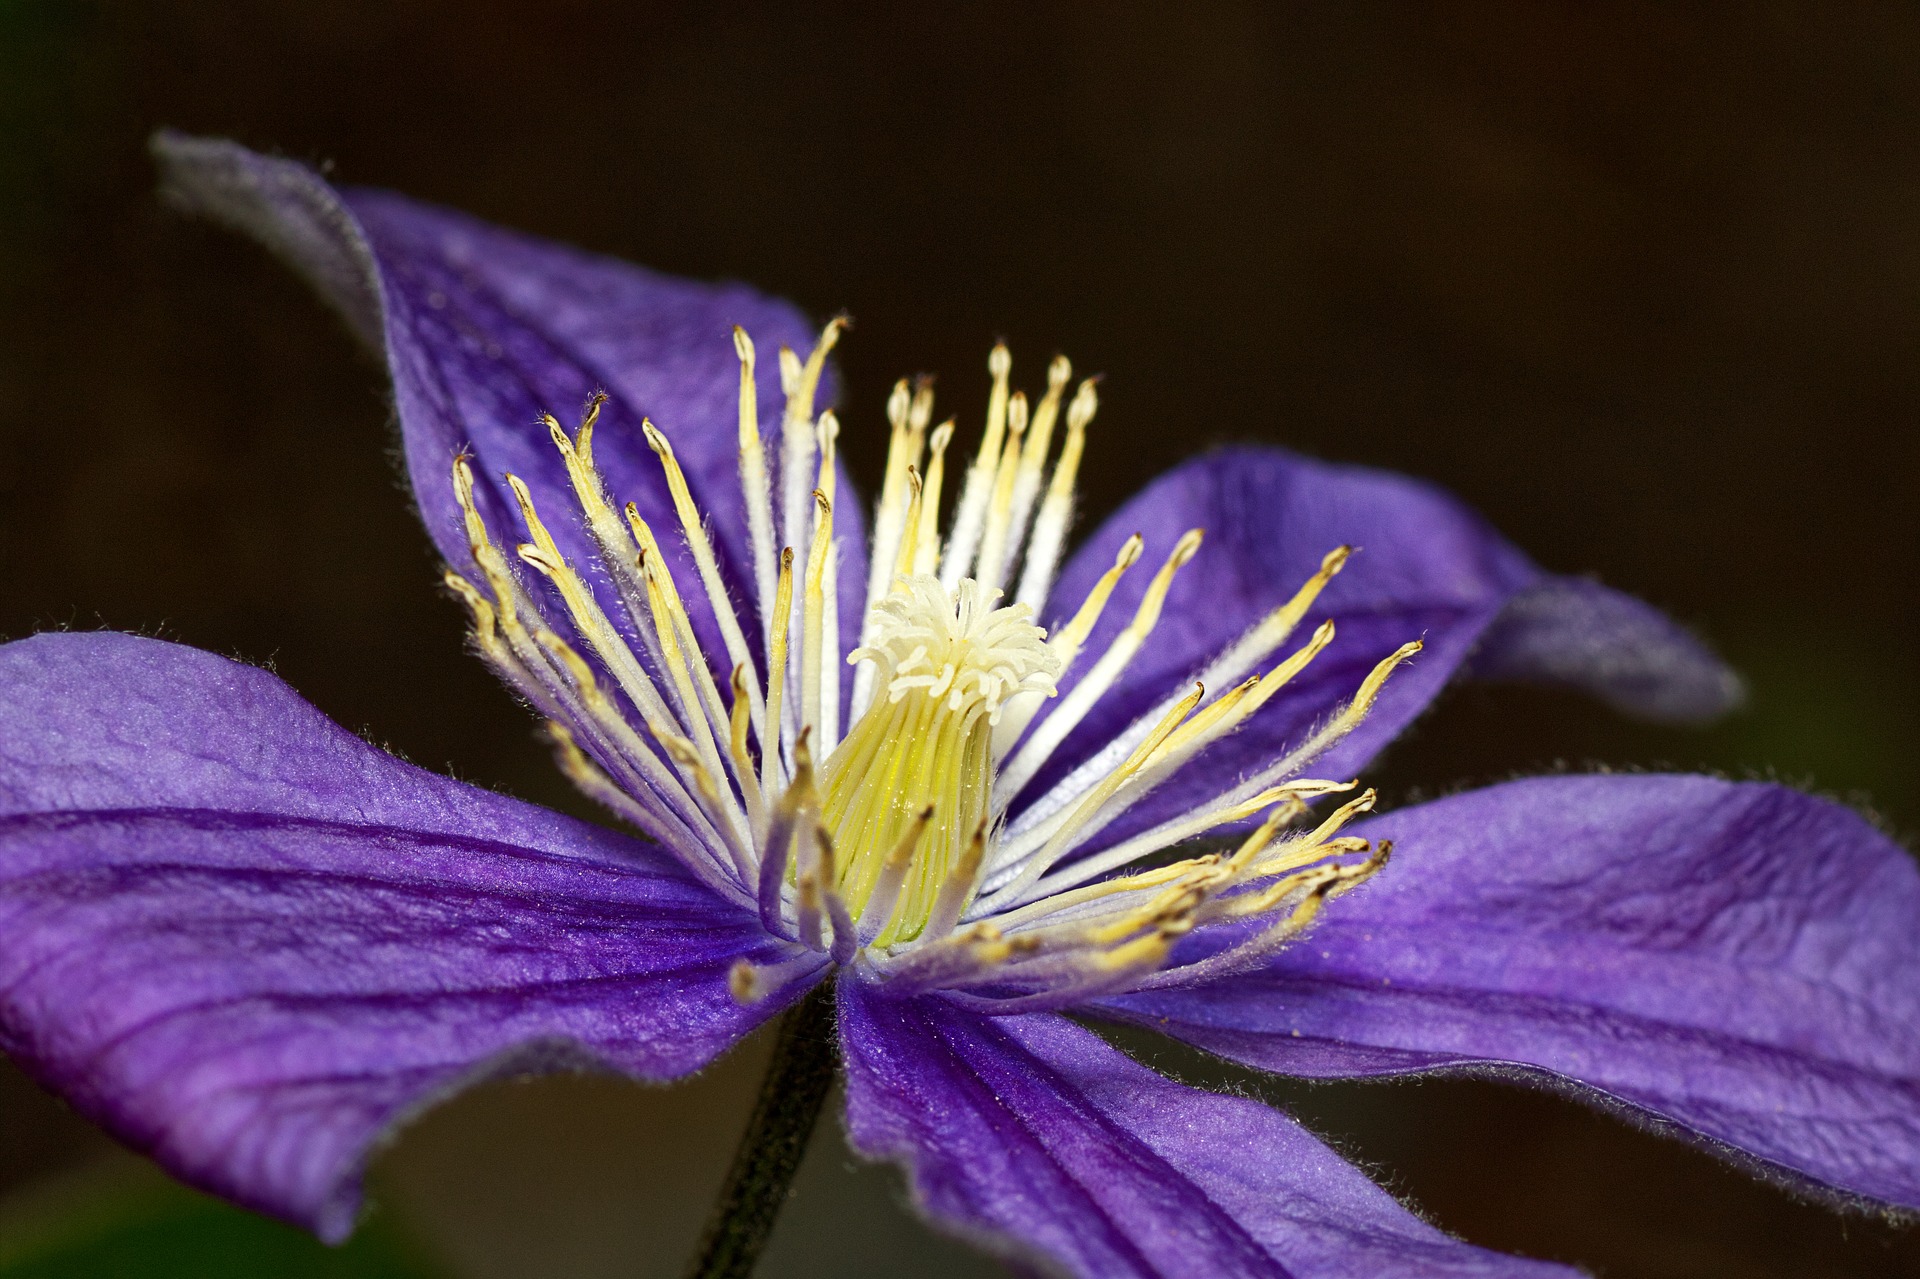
[445,323,1420,1012]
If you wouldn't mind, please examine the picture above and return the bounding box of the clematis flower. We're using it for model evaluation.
[1,131,1916,1279]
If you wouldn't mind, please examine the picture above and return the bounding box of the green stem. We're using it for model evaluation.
[683,981,838,1279]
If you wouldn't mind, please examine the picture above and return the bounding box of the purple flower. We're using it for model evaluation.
[1,131,1914,1278]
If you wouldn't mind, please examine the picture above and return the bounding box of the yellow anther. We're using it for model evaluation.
[450,456,524,619]
[1153,675,1260,764]
[939,343,1014,589]
[893,467,925,585]
[443,570,500,651]
[921,820,990,941]
[909,376,935,433]
[645,418,765,734]
[1097,927,1178,974]
[729,664,765,826]
[856,805,936,940]
[801,489,834,736]
[912,421,955,576]
[973,390,1029,591]
[733,327,758,445]
[763,547,795,795]
[1138,529,1204,626]
[788,316,846,428]
[728,959,760,1003]
[574,393,605,468]
[1056,536,1143,661]
[531,630,604,709]
[778,346,803,400]
[1005,355,1071,539]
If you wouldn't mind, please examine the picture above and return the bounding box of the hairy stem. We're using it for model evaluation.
[683,981,838,1279]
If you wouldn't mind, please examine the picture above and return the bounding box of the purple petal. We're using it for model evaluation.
[150,131,868,669]
[1025,447,1738,852]
[1103,774,1920,1210]
[837,981,1576,1279]
[1469,576,1744,722]
[0,632,805,1241]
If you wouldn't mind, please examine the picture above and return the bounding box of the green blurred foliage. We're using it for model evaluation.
[0,1158,446,1279]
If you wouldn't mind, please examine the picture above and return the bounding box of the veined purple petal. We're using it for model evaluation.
[1026,447,1738,852]
[149,131,869,671]
[837,981,1577,1279]
[1103,775,1920,1211]
[0,633,808,1241]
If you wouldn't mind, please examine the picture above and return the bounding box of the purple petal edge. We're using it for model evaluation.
[838,981,1579,1279]
[149,129,869,678]
[0,632,808,1241]
[1102,774,1920,1213]
[1470,576,1744,723]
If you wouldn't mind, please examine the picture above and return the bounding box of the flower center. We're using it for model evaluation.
[821,576,1059,943]
[446,324,1412,1005]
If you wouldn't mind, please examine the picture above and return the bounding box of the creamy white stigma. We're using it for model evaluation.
[444,326,1420,1010]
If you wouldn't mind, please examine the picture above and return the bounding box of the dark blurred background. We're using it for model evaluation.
[2,2,1917,1276]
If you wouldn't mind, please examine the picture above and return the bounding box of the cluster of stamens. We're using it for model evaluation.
[444,322,1420,1011]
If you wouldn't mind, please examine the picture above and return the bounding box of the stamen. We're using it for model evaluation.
[452,458,747,895]
[762,547,795,795]
[1133,841,1391,992]
[912,421,955,575]
[795,864,825,952]
[637,547,737,811]
[1116,619,1340,802]
[452,456,530,625]
[813,822,860,965]
[855,378,927,717]
[973,390,1028,595]
[856,806,934,944]
[545,721,727,894]
[1150,640,1423,831]
[734,328,780,648]
[801,489,833,741]
[1026,777,1355,903]
[998,559,1347,851]
[622,504,710,726]
[644,419,765,739]
[940,343,1012,591]
[985,618,1352,890]
[728,952,822,1005]
[995,527,1203,803]
[1014,377,1097,611]
[541,410,673,681]
[921,820,989,942]
[531,624,749,882]
[779,318,845,581]
[814,413,843,752]
[1003,355,1069,569]
[499,477,718,810]
[728,664,765,831]
[985,683,1206,909]
[991,533,1142,757]
[758,727,815,936]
